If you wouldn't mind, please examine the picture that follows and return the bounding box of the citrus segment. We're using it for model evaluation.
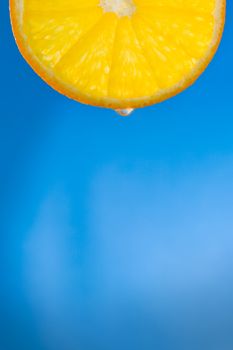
[108,17,160,99]
[10,0,225,109]
[22,10,103,68]
[55,13,118,98]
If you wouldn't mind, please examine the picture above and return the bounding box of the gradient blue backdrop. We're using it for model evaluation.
[1,2,233,350]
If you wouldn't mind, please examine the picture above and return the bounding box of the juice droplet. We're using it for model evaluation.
[115,108,134,116]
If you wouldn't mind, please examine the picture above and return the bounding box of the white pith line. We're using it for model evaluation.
[99,0,136,17]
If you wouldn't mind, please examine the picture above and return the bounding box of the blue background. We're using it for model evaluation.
[1,2,233,349]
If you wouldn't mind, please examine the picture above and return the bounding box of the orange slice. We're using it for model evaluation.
[10,0,225,111]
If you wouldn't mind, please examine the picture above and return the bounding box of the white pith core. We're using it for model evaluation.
[100,0,136,17]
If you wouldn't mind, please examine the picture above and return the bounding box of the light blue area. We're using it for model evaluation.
[0,2,233,349]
